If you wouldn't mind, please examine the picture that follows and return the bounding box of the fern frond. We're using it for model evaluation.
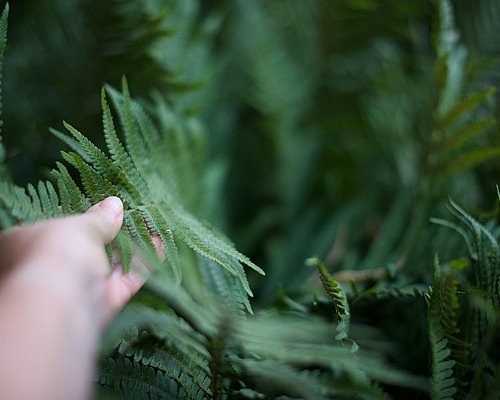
[62,122,143,207]
[306,257,356,348]
[136,348,211,399]
[50,162,88,214]
[427,257,460,400]
[104,79,149,195]
[235,314,428,391]
[439,147,500,177]
[182,210,264,277]
[101,88,135,176]
[92,84,262,297]
[429,1,500,180]
[99,357,193,400]
[50,128,91,163]
[39,181,61,218]
[430,217,475,257]
[0,178,63,227]
[354,283,428,302]
[116,331,211,399]
[113,304,211,363]
[114,228,132,270]
[437,87,496,128]
[433,198,500,398]
[237,359,329,400]
[435,118,496,154]
[428,316,456,400]
[160,203,257,298]
[448,199,498,250]
[208,315,232,399]
[119,77,148,171]
[326,375,392,400]
[61,151,120,203]
[200,257,252,315]
[434,0,467,115]
[447,199,498,294]
[0,181,49,225]
[100,300,213,399]
[26,183,41,215]
[140,206,181,284]
[131,96,161,152]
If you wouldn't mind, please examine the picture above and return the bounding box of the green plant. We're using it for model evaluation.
[1,0,500,399]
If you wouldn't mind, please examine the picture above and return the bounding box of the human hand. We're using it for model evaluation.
[0,196,160,400]
[0,196,154,327]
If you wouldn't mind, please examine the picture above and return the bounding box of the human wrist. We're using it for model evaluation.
[0,258,103,400]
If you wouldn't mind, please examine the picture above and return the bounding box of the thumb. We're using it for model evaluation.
[80,196,124,244]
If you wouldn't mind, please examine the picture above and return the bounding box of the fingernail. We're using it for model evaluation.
[99,196,123,216]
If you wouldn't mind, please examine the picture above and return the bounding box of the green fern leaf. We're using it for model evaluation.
[438,147,500,177]
[52,161,90,213]
[119,77,148,168]
[61,151,120,203]
[426,256,466,400]
[62,122,142,206]
[306,257,356,349]
[101,85,149,196]
[101,88,135,173]
[173,206,264,276]
[26,183,41,214]
[161,204,251,290]
[0,181,45,225]
[447,199,498,298]
[434,0,467,115]
[437,87,496,129]
[435,118,496,153]
[200,256,252,314]
[50,128,91,163]
[115,228,133,270]
[142,205,182,284]
[99,357,189,399]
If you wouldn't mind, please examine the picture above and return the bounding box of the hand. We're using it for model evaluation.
[0,196,155,400]
[0,196,151,325]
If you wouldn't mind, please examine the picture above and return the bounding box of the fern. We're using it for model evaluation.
[434,199,500,296]
[4,1,500,399]
[100,271,429,400]
[207,316,232,399]
[237,359,393,400]
[434,0,467,116]
[428,312,457,400]
[431,201,500,397]
[0,79,263,308]
[199,256,251,315]
[0,180,57,225]
[436,87,496,129]
[99,357,192,400]
[234,313,428,392]
[306,256,357,351]
[99,299,212,399]
[426,256,461,400]
[428,0,499,180]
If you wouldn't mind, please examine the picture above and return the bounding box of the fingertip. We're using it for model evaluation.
[83,196,124,244]
[88,196,123,218]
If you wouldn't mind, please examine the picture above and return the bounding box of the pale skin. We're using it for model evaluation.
[0,196,152,400]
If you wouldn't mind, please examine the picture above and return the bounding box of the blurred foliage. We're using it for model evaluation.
[1,0,500,398]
